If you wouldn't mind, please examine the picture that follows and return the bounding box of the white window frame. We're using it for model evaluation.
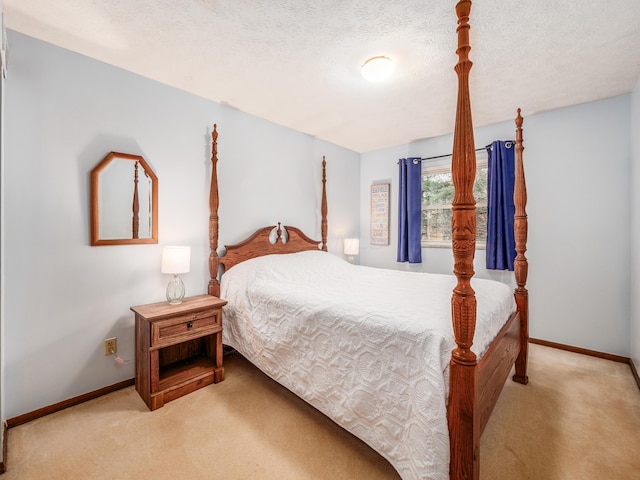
[421,152,488,249]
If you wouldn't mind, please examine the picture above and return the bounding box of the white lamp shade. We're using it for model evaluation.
[344,238,360,256]
[161,246,191,274]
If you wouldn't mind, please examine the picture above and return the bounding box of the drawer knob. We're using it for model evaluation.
[187,321,193,328]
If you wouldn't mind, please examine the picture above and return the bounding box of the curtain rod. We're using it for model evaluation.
[420,147,485,162]
[417,141,516,162]
[398,141,516,164]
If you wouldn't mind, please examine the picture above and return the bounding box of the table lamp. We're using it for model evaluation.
[161,246,191,305]
[344,238,360,264]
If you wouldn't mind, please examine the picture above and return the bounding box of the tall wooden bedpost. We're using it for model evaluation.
[448,1,479,479]
[208,124,221,297]
[321,156,328,251]
[513,109,530,385]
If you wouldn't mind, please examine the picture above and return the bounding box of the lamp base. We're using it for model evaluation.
[166,274,185,305]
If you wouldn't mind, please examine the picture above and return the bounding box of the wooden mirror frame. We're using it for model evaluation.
[90,151,159,246]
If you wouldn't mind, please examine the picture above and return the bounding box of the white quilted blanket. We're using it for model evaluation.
[221,251,516,480]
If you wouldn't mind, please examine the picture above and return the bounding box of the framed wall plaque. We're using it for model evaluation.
[370,183,390,245]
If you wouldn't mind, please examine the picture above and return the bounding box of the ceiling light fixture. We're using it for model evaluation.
[361,56,393,82]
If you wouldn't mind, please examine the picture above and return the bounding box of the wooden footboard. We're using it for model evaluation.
[477,311,521,433]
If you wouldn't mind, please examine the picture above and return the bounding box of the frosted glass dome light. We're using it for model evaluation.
[361,56,393,82]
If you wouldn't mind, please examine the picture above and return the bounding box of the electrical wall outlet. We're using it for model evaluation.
[104,337,117,356]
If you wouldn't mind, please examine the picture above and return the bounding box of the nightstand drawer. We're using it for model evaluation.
[152,310,221,346]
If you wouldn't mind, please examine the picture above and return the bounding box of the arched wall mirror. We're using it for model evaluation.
[90,151,158,246]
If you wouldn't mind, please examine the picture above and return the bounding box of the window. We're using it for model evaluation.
[421,153,488,247]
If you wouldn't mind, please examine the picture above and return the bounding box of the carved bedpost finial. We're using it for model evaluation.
[212,124,218,156]
[209,123,221,297]
[455,0,472,65]
[321,156,328,251]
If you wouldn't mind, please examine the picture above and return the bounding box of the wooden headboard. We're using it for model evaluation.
[207,127,328,297]
[220,223,326,273]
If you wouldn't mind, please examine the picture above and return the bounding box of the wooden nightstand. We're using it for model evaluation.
[131,294,227,411]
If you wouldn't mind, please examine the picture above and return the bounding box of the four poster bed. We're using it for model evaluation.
[206,2,529,479]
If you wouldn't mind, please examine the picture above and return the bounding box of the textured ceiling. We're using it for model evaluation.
[5,0,640,153]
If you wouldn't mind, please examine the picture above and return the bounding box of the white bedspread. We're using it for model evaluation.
[221,251,516,480]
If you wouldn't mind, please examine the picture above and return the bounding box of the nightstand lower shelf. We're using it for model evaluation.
[158,356,217,391]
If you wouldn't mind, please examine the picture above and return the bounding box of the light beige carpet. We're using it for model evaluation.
[4,344,640,479]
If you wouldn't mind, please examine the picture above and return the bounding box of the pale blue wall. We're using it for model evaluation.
[361,95,632,357]
[630,75,640,369]
[0,3,5,463]
[3,31,359,418]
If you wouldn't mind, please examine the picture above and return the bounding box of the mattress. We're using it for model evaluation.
[221,250,516,479]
